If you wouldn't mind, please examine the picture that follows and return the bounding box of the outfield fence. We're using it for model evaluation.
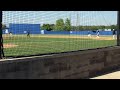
[43,30,115,35]
[0,11,120,58]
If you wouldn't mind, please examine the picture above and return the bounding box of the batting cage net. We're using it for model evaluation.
[2,11,117,58]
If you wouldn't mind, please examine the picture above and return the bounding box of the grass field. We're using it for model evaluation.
[3,34,116,57]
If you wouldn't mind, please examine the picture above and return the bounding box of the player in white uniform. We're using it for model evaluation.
[96,30,100,38]
[88,31,91,37]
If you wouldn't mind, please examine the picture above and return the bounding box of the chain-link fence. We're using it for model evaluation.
[1,11,119,58]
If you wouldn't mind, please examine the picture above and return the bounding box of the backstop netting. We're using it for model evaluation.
[2,11,117,58]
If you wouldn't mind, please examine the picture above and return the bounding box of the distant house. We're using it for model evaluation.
[2,27,9,34]
[104,29,112,31]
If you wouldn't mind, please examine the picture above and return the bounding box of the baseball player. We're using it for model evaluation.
[96,30,100,38]
[112,29,116,39]
[27,31,30,37]
[88,31,91,37]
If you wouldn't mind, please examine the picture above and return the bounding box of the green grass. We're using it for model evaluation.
[3,35,116,57]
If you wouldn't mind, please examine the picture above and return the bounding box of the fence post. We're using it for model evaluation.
[117,11,120,46]
[0,11,2,59]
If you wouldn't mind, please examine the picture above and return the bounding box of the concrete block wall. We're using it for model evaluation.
[0,46,120,79]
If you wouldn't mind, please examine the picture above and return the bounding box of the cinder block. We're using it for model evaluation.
[63,72,89,79]
[90,58,105,64]
[89,62,104,71]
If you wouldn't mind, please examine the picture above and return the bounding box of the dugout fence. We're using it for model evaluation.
[0,11,120,59]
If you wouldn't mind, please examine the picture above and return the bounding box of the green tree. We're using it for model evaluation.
[2,24,6,30]
[55,19,65,31]
[98,25,105,30]
[50,24,55,30]
[110,25,117,30]
[65,18,71,31]
[41,24,55,31]
[91,26,99,30]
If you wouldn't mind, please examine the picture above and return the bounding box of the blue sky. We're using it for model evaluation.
[2,11,117,26]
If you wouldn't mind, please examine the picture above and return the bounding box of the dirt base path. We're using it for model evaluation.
[32,35,114,40]
[3,43,18,48]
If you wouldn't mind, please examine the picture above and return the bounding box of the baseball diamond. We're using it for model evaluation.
[3,34,116,57]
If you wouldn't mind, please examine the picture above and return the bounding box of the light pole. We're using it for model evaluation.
[76,11,79,31]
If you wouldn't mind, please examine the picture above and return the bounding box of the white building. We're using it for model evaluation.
[104,29,112,31]
[5,29,9,34]
[41,30,45,34]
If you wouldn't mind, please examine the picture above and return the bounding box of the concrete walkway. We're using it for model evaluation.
[91,71,120,79]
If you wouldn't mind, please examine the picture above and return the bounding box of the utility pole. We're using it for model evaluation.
[117,11,120,46]
[69,11,71,31]
[76,11,79,31]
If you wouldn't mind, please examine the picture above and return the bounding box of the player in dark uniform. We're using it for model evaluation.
[112,29,116,39]
[27,31,30,37]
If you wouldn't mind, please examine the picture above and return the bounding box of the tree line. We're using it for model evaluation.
[41,18,117,31]
[41,18,71,31]
[2,19,117,31]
